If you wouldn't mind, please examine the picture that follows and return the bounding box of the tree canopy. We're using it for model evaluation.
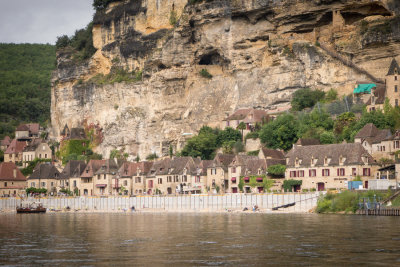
[0,43,55,139]
[291,88,325,111]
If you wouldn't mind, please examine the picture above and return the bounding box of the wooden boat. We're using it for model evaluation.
[16,201,46,213]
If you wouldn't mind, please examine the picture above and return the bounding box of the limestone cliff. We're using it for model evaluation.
[51,0,400,158]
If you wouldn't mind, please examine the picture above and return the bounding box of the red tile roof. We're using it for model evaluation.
[16,124,29,131]
[5,139,27,154]
[1,136,11,146]
[0,162,26,181]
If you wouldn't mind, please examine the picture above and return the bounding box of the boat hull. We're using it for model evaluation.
[16,208,46,213]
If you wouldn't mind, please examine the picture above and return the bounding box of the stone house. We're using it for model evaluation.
[258,147,285,160]
[118,161,153,195]
[285,143,378,191]
[22,139,52,167]
[60,124,86,140]
[59,160,86,194]
[28,163,61,195]
[145,157,199,195]
[354,123,392,158]
[0,162,27,197]
[227,155,260,193]
[80,159,105,196]
[222,108,270,134]
[4,139,27,163]
[15,123,40,140]
[92,159,121,196]
[207,154,235,193]
[366,84,386,112]
[385,58,400,108]
[0,136,11,151]
[188,160,213,194]
[378,130,400,160]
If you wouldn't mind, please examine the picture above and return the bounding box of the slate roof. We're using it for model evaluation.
[260,147,285,160]
[29,163,60,180]
[241,158,267,176]
[26,123,40,135]
[69,128,86,140]
[5,139,27,154]
[387,58,400,76]
[229,155,259,167]
[285,143,376,168]
[266,158,286,167]
[295,138,321,146]
[0,162,26,181]
[198,160,213,175]
[60,160,87,179]
[81,160,105,178]
[148,158,171,176]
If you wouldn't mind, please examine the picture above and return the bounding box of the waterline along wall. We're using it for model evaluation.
[0,193,320,212]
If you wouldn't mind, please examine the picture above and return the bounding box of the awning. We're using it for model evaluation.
[256,177,263,182]
[353,83,376,94]
[96,184,107,188]
[244,177,250,181]
[231,177,236,182]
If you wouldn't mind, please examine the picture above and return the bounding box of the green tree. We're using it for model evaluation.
[291,88,325,111]
[320,131,336,144]
[216,127,242,146]
[146,153,159,161]
[259,113,299,151]
[267,164,286,177]
[237,122,246,141]
[136,155,140,162]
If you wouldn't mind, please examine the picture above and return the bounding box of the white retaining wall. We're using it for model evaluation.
[0,193,321,212]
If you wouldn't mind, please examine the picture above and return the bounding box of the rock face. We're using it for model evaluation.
[51,0,400,158]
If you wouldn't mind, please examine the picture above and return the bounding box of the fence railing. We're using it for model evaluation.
[0,193,321,212]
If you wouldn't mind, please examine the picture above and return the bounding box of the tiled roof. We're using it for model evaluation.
[241,159,267,176]
[230,155,259,167]
[29,163,60,180]
[296,138,321,146]
[60,160,87,179]
[366,84,386,105]
[5,139,27,154]
[285,143,376,168]
[69,128,86,140]
[95,159,120,175]
[81,160,105,178]
[23,138,43,152]
[224,108,269,124]
[266,158,286,167]
[1,136,11,146]
[387,58,400,76]
[118,161,154,177]
[16,124,29,131]
[211,154,235,171]
[355,123,392,144]
[26,123,40,135]
[198,160,213,175]
[148,158,171,176]
[224,109,251,121]
[260,147,285,160]
[0,162,26,181]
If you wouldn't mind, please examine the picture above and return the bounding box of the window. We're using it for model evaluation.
[396,76,398,81]
[226,121,230,127]
[396,85,398,92]
[41,182,46,187]
[73,181,77,187]
[322,169,330,176]
[290,171,297,178]
[232,167,236,173]
[337,168,345,176]
[45,154,47,158]
[104,174,106,179]
[51,182,54,187]
[183,175,187,182]
[309,169,316,177]
[363,168,371,176]
[195,176,201,183]
[31,182,35,187]
[298,170,304,177]
[396,99,399,107]
[158,178,162,184]
[124,180,127,186]
[98,175,101,180]
[135,177,141,183]
[4,182,7,187]
[395,141,400,149]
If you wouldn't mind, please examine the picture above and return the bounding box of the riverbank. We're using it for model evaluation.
[316,190,400,214]
[0,193,320,213]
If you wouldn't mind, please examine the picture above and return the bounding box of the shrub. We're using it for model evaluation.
[169,10,178,26]
[199,69,212,79]
[247,150,259,156]
[267,164,286,177]
[146,153,159,161]
[245,132,259,140]
[282,179,302,192]
[291,88,325,111]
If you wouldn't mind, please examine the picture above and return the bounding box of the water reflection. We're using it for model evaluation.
[0,213,400,266]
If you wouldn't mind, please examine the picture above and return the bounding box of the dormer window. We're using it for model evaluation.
[258,169,262,175]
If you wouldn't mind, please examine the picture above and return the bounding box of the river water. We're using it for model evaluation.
[0,213,399,266]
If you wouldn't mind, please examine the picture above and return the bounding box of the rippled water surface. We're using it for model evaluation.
[1,213,400,266]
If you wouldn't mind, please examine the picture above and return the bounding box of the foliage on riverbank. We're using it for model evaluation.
[316,190,393,213]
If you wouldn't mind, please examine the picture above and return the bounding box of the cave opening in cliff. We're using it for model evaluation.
[341,3,392,25]
[199,52,224,65]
